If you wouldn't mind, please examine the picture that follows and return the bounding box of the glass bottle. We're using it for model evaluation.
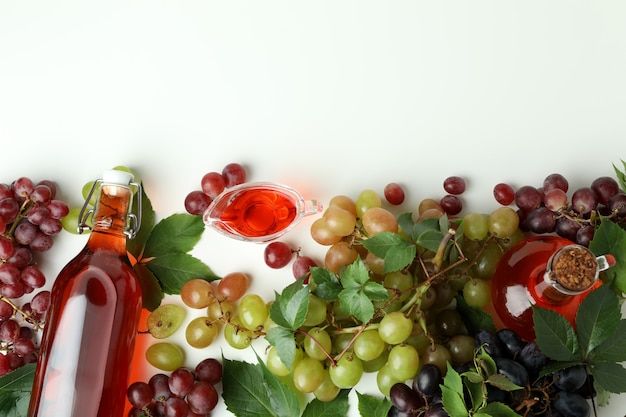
[490,235,613,341]
[28,170,143,417]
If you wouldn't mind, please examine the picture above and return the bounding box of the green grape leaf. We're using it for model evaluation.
[222,356,299,417]
[613,160,626,192]
[455,295,496,335]
[361,232,416,272]
[356,392,392,417]
[532,306,578,361]
[302,389,350,417]
[269,277,310,330]
[485,374,523,392]
[575,284,621,357]
[589,219,626,293]
[362,281,389,301]
[126,183,155,258]
[340,258,370,287]
[146,252,218,294]
[254,351,301,417]
[0,363,35,417]
[538,361,585,379]
[133,262,164,311]
[476,401,523,417]
[143,213,205,257]
[339,287,375,323]
[266,326,298,372]
[462,377,484,412]
[590,361,626,394]
[311,267,342,301]
[441,385,469,417]
[590,319,626,362]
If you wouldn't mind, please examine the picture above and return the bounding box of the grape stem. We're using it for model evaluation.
[0,294,44,330]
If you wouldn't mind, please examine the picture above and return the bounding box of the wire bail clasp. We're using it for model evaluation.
[78,178,143,239]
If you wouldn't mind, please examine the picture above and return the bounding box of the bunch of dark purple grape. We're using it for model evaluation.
[512,173,626,246]
[127,358,222,417]
[0,177,67,376]
[388,328,594,417]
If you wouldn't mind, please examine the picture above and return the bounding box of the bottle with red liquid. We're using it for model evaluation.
[203,181,322,242]
[491,235,613,341]
[28,170,143,417]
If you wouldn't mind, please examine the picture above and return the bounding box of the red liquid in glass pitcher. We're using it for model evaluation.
[203,182,321,242]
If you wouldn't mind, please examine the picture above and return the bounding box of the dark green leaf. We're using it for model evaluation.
[462,377,484,412]
[589,219,626,293]
[486,374,523,392]
[441,385,468,417]
[269,278,310,330]
[477,402,523,417]
[222,357,287,417]
[538,361,585,379]
[576,284,620,357]
[356,392,392,417]
[590,362,626,394]
[455,295,496,335]
[254,351,301,417]
[361,232,416,272]
[339,287,375,323]
[311,267,342,301]
[143,213,205,257]
[591,320,626,362]
[133,262,164,311]
[127,183,155,258]
[532,306,578,361]
[363,281,389,301]
[302,389,350,417]
[397,212,418,240]
[340,258,370,287]
[416,229,445,252]
[146,252,218,294]
[443,363,464,395]
[265,327,298,371]
[476,347,497,377]
[0,363,35,417]
[613,161,626,193]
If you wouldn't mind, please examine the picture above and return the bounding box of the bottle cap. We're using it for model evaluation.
[102,169,134,185]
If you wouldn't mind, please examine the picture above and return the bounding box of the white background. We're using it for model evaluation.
[2,1,626,416]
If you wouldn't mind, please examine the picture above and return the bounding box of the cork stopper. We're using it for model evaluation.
[548,245,598,293]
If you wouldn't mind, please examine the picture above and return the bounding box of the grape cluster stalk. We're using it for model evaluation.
[0,177,69,376]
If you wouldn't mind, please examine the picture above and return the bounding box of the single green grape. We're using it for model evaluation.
[61,206,87,234]
[447,335,475,365]
[185,317,220,348]
[304,327,332,361]
[376,364,402,397]
[145,342,184,371]
[238,294,268,331]
[355,189,382,218]
[329,354,363,389]
[383,271,414,302]
[362,346,389,373]
[463,278,491,308]
[266,345,303,377]
[472,242,503,280]
[462,212,489,241]
[387,344,419,381]
[303,294,327,327]
[313,368,341,402]
[353,329,386,362]
[146,304,186,339]
[292,357,325,393]
[378,311,413,345]
[421,344,452,375]
[223,318,254,349]
[488,207,520,238]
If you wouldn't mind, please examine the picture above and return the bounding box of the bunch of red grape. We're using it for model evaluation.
[184,163,247,215]
[495,173,626,246]
[0,176,68,375]
[127,358,222,417]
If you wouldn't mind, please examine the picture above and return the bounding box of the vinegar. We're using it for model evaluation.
[210,187,297,238]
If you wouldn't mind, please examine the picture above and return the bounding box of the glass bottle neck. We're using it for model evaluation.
[88,183,132,253]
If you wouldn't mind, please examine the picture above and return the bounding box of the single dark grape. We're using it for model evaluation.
[496,328,525,359]
[608,193,626,217]
[523,206,556,234]
[164,396,189,417]
[384,182,406,205]
[494,357,529,387]
[186,381,219,414]
[571,187,598,215]
[423,403,450,417]
[195,358,223,385]
[443,176,466,195]
[552,391,590,417]
[221,163,247,187]
[518,341,548,377]
[575,225,595,247]
[184,190,212,215]
[264,241,293,269]
[149,373,172,402]
[127,381,155,409]
[590,176,619,205]
[440,194,462,215]
[390,382,424,412]
[413,363,442,398]
[543,173,569,193]
[574,374,596,399]
[474,329,502,358]
[553,365,587,392]
[168,367,195,397]
[555,216,582,241]
[515,185,543,213]
[387,405,414,417]
[493,183,515,206]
